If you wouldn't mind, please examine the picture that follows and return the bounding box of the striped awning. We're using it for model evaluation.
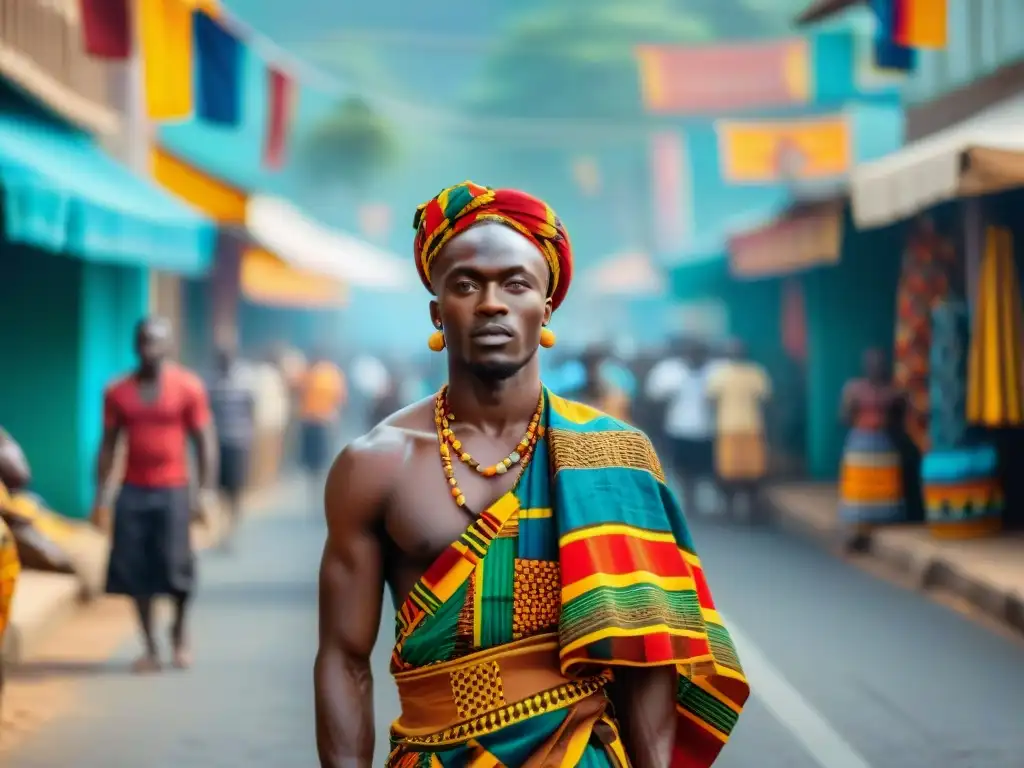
[240,247,348,308]
[967,226,1024,426]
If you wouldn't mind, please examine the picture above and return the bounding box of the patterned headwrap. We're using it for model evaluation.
[412,181,574,311]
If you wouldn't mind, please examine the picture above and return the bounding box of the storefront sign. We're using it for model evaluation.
[717,115,851,183]
[636,38,810,114]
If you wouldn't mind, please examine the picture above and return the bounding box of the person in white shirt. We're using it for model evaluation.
[645,337,719,515]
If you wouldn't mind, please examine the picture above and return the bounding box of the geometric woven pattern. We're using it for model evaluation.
[449,661,506,721]
[512,559,561,640]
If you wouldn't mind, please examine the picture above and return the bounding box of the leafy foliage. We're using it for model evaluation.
[303,95,398,191]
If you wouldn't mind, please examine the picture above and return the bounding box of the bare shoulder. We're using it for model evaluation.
[323,395,436,530]
[169,364,206,392]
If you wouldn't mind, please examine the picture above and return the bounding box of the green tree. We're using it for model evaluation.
[302,95,399,192]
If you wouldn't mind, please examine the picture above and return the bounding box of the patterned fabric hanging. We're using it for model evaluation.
[928,299,969,451]
[893,223,956,453]
[966,226,1024,426]
[923,298,1003,538]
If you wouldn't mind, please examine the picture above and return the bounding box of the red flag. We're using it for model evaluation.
[263,67,295,170]
[80,0,132,59]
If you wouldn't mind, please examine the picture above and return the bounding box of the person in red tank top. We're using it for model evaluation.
[93,317,217,674]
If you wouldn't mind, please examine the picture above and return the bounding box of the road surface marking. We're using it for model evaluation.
[725,615,876,768]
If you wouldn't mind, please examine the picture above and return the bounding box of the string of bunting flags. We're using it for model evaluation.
[870,0,948,71]
[78,0,315,170]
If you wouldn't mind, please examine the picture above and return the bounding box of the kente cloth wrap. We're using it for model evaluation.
[387,390,749,767]
[412,181,574,311]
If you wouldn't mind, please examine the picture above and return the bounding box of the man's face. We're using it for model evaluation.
[135,322,171,367]
[430,222,553,380]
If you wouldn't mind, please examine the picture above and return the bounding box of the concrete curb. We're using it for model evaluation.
[2,476,303,665]
[764,486,1024,637]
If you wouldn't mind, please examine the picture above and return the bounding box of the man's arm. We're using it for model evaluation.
[185,379,218,492]
[315,439,393,768]
[612,667,678,768]
[94,391,124,516]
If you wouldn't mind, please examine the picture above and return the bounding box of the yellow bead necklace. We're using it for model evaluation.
[433,386,543,509]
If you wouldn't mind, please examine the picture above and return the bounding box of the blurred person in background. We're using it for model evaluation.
[839,348,905,530]
[349,352,392,429]
[298,349,347,501]
[275,343,307,470]
[249,348,291,483]
[396,359,432,407]
[645,336,720,515]
[576,343,630,421]
[0,428,26,698]
[93,317,217,673]
[0,427,30,491]
[706,339,772,521]
[315,181,747,768]
[209,346,255,548]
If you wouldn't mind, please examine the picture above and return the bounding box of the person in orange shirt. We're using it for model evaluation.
[299,352,347,499]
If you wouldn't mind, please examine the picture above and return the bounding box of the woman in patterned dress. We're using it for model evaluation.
[839,349,906,529]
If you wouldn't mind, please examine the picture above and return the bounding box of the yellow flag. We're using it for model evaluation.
[897,0,948,49]
[139,0,201,121]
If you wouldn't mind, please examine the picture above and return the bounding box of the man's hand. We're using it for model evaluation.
[90,485,117,533]
[90,505,112,534]
[192,487,220,526]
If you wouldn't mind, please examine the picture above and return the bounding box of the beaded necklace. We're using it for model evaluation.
[433,385,543,510]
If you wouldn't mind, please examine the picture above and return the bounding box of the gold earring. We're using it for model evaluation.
[428,329,445,352]
[539,327,556,348]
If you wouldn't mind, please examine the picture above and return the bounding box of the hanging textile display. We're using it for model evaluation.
[80,0,132,59]
[922,300,1003,539]
[263,67,295,169]
[893,218,956,453]
[870,0,917,71]
[194,10,244,126]
[967,226,1024,426]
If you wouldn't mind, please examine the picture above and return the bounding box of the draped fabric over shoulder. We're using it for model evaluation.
[386,390,749,767]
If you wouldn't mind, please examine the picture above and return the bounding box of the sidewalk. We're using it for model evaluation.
[2,475,305,665]
[2,476,323,766]
[766,483,1024,636]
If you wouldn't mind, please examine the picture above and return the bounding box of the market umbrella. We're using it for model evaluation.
[967,226,1024,426]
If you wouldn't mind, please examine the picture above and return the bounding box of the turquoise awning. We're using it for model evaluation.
[0,115,215,275]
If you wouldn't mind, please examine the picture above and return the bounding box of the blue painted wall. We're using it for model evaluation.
[0,244,145,517]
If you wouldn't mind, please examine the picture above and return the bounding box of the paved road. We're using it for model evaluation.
[6,501,1024,767]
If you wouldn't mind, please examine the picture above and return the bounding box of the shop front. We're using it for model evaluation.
[0,114,214,519]
[727,194,906,483]
[850,93,1024,536]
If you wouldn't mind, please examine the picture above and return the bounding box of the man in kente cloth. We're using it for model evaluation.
[315,182,750,767]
